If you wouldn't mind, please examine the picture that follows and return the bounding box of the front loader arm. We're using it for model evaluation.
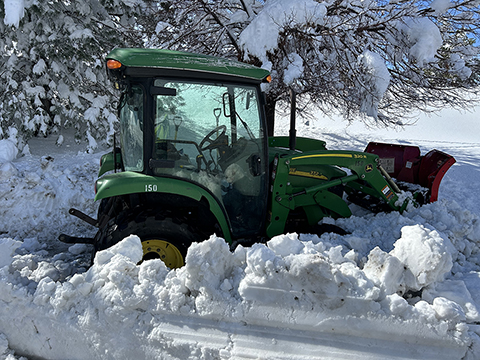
[266,150,410,238]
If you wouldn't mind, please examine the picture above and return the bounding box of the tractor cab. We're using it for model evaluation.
[117,77,269,237]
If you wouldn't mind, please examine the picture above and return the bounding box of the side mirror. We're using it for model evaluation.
[222,92,231,117]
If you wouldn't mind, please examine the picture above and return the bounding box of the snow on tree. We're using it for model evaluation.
[147,0,480,133]
[0,0,151,151]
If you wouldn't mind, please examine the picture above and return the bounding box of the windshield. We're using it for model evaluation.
[118,79,268,237]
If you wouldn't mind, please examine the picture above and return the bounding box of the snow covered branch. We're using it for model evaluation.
[147,0,480,126]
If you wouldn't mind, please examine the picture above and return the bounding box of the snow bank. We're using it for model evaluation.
[0,139,18,163]
[0,149,100,240]
[0,203,478,358]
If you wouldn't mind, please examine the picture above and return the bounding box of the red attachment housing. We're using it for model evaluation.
[365,142,456,203]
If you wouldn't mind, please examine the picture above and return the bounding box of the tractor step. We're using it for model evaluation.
[58,233,95,244]
[68,208,98,227]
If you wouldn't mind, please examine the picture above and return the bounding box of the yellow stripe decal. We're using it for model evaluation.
[292,154,353,160]
[289,168,328,180]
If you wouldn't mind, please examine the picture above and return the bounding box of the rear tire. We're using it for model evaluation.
[96,215,200,268]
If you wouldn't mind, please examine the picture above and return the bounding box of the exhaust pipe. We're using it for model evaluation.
[289,88,297,151]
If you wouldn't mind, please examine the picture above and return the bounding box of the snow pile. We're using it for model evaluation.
[390,225,454,290]
[0,227,471,358]
[0,139,19,179]
[1,201,479,358]
[0,146,100,240]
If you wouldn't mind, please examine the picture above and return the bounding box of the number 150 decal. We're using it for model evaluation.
[145,184,158,192]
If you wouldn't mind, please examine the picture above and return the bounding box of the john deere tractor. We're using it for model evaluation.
[59,48,455,268]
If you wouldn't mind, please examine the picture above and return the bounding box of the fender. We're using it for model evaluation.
[98,151,123,177]
[94,171,232,243]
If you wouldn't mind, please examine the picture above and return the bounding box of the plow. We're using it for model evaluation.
[59,48,455,267]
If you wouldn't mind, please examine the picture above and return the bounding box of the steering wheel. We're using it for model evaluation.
[199,125,227,151]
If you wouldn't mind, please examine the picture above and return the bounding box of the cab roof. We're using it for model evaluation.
[106,48,271,83]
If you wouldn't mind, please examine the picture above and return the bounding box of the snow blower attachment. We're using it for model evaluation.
[58,48,456,268]
[365,142,456,203]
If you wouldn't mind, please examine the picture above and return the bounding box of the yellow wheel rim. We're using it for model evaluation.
[141,239,184,268]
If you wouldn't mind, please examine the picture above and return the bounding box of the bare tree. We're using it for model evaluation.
[146,0,480,134]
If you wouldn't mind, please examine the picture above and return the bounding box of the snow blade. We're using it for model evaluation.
[365,142,456,203]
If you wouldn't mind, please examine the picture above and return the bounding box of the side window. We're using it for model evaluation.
[119,86,144,172]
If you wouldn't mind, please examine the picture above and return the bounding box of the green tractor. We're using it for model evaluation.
[59,48,455,268]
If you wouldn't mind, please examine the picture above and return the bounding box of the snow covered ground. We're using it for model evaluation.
[0,112,480,359]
